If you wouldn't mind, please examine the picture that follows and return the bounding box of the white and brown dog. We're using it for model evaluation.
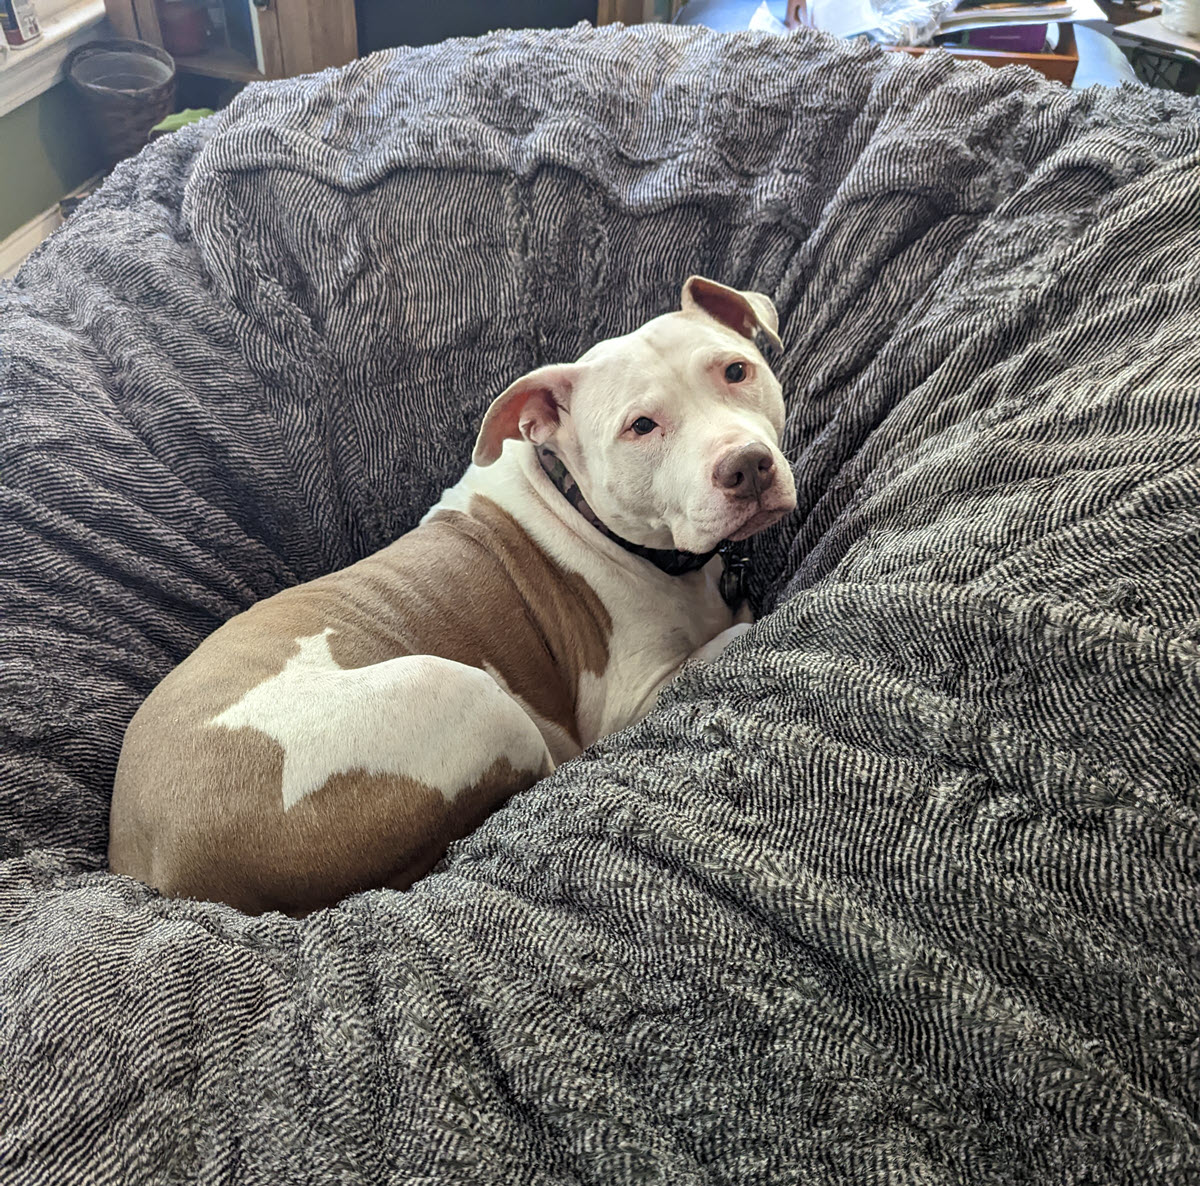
[108,277,797,914]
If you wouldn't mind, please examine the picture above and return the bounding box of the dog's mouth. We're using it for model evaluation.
[726,504,791,542]
[673,495,796,554]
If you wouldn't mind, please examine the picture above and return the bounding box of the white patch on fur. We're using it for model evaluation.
[210,629,547,811]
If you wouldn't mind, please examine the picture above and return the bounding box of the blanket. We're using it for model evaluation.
[1,21,1198,1184]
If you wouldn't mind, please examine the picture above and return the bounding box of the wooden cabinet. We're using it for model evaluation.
[596,1,680,22]
[102,0,357,82]
[596,1,641,20]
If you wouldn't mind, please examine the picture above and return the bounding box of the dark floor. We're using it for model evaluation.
[355,0,596,53]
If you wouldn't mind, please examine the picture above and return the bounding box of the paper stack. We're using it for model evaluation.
[805,0,1106,45]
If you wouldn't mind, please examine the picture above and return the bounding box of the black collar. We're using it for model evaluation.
[536,446,748,607]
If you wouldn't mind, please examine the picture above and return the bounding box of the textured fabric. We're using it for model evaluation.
[2,21,1199,1184]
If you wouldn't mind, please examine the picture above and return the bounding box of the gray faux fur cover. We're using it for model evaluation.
[1,21,1198,1185]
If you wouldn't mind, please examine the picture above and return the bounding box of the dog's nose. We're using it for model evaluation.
[714,443,775,500]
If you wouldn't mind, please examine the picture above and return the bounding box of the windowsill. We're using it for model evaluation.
[0,0,107,121]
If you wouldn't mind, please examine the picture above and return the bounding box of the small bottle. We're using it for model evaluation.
[1,0,42,48]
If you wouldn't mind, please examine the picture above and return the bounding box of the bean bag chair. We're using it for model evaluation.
[2,21,1198,1184]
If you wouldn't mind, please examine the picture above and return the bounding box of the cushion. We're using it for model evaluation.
[2,22,1198,1182]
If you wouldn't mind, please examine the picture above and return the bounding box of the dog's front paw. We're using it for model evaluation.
[691,622,753,664]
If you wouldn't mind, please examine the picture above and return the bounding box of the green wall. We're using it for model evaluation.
[0,82,103,241]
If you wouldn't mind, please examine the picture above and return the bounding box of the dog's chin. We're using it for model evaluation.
[726,504,790,542]
[673,504,790,554]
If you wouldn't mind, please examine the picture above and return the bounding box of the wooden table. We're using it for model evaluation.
[784,1,1079,84]
[885,22,1080,85]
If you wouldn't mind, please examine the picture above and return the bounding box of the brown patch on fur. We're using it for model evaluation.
[109,494,609,912]
[411,496,612,741]
[112,696,539,915]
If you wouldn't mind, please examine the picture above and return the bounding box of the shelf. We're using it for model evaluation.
[0,0,106,119]
[172,43,263,82]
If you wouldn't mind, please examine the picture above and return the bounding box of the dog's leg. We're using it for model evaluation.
[141,653,555,912]
[689,621,752,665]
[619,623,755,729]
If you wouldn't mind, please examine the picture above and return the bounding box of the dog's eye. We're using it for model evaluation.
[631,417,657,436]
[725,362,747,383]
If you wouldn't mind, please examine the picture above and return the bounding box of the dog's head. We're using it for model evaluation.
[473,276,796,554]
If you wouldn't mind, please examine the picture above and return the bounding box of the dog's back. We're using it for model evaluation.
[108,498,609,914]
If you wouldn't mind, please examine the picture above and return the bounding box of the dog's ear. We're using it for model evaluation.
[472,364,578,467]
[680,276,784,354]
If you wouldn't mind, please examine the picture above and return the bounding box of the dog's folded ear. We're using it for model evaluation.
[680,276,784,354]
[472,364,579,467]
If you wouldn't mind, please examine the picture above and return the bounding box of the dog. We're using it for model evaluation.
[107,276,797,914]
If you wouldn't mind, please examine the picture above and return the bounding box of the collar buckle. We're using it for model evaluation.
[717,541,750,610]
